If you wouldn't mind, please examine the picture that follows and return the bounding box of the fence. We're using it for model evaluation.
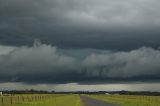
[0,94,56,105]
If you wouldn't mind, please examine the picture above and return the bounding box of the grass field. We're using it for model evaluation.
[1,94,160,106]
[0,94,82,106]
[89,94,160,106]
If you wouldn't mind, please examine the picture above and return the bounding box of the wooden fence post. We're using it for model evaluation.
[32,96,33,101]
[1,96,4,105]
[27,96,29,102]
[10,96,13,104]
[22,96,24,102]
[18,96,20,104]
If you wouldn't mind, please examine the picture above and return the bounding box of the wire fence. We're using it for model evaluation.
[0,94,56,105]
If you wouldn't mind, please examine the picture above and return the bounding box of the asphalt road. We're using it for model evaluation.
[80,95,118,106]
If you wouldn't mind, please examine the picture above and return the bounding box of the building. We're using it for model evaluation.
[105,93,110,95]
[0,92,2,96]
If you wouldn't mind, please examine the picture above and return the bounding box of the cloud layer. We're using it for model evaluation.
[0,0,160,50]
[0,0,160,84]
[0,41,160,84]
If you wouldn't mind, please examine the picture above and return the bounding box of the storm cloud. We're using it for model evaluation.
[0,0,160,50]
[0,41,160,84]
[1,0,160,86]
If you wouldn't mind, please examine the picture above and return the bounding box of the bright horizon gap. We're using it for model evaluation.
[0,82,160,92]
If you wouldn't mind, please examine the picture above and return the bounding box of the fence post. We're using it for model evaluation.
[27,96,29,102]
[18,96,20,104]
[55,96,57,106]
[22,96,24,102]
[10,96,13,104]
[32,96,33,102]
[1,96,3,105]
[34,96,36,101]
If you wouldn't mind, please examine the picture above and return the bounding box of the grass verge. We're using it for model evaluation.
[89,95,160,106]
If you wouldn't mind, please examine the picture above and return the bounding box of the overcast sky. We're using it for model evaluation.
[0,0,160,91]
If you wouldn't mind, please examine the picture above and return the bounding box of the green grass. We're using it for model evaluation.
[2,94,159,106]
[0,94,82,106]
[89,94,160,106]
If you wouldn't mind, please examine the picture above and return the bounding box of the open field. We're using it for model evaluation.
[1,94,160,106]
[89,94,160,106]
[0,94,82,106]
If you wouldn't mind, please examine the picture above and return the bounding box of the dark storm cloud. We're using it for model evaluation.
[1,0,160,84]
[0,0,160,50]
[0,41,160,84]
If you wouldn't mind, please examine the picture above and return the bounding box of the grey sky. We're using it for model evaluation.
[0,0,160,91]
[0,0,160,50]
[0,41,160,84]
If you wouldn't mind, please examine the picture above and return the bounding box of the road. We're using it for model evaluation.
[80,95,118,106]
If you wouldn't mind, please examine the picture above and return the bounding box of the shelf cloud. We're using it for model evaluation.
[0,41,160,84]
[0,0,160,90]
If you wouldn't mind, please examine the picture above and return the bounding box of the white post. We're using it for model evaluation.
[0,92,2,96]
